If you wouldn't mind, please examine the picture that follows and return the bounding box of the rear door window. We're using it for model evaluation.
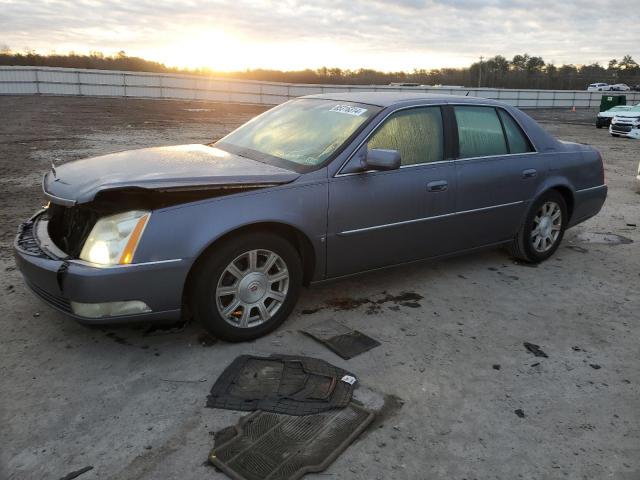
[498,109,533,154]
[454,106,508,158]
[367,107,444,166]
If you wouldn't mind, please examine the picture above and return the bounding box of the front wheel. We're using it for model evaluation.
[509,191,567,263]
[190,233,302,342]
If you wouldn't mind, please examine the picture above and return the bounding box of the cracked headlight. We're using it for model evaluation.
[80,210,150,266]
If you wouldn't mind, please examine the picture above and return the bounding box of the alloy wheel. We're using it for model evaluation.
[530,201,562,253]
[215,249,289,328]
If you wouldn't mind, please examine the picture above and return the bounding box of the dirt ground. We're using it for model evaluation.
[1,96,639,480]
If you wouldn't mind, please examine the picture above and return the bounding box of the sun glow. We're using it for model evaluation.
[156,30,254,71]
[154,30,353,72]
[146,28,468,73]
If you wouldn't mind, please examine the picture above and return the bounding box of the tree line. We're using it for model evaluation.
[1,48,639,90]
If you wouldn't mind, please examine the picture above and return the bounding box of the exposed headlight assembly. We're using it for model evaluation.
[80,210,150,266]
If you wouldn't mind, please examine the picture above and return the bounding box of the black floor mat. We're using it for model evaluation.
[210,402,374,480]
[206,355,357,415]
[301,320,381,360]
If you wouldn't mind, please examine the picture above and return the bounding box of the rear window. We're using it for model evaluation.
[498,109,533,154]
[454,106,507,158]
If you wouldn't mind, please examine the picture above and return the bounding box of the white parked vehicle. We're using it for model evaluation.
[588,83,611,91]
[596,105,636,128]
[610,109,640,139]
[610,83,631,92]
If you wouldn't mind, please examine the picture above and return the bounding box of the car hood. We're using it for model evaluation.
[598,107,632,117]
[43,144,300,205]
[614,112,640,120]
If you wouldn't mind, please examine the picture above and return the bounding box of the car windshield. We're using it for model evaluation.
[215,98,380,172]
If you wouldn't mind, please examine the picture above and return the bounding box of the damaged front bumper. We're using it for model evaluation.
[14,211,188,324]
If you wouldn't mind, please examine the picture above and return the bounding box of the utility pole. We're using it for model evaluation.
[478,56,483,88]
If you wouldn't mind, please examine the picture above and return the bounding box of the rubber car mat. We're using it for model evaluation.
[206,355,357,415]
[301,320,381,360]
[209,402,375,480]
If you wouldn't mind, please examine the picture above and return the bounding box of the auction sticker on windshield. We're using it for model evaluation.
[330,105,368,116]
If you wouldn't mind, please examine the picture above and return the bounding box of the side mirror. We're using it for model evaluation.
[361,148,401,171]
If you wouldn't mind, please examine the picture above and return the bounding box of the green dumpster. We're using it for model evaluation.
[600,95,626,112]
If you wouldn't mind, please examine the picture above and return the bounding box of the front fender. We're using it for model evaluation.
[134,179,329,280]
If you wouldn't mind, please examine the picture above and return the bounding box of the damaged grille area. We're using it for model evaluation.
[16,220,46,257]
[47,204,99,258]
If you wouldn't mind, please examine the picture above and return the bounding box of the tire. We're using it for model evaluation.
[190,232,302,342]
[509,190,568,263]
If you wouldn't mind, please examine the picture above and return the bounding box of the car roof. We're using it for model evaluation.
[303,91,502,108]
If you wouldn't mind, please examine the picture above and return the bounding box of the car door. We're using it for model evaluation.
[326,106,457,278]
[451,105,544,250]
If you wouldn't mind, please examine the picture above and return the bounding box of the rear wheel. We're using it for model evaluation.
[509,191,567,263]
[190,233,302,342]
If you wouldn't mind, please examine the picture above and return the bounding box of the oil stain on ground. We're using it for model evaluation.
[303,291,424,316]
[197,332,218,347]
[104,331,133,346]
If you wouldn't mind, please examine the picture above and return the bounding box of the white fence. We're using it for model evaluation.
[1,66,638,109]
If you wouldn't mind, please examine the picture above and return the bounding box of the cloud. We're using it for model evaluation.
[0,0,638,70]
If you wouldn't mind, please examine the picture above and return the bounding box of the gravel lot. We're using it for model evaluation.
[1,96,638,480]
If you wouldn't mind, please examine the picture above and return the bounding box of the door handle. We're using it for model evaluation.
[427,180,448,192]
[522,169,537,179]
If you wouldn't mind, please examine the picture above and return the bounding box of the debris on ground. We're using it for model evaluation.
[590,364,602,370]
[210,403,374,480]
[58,466,94,480]
[492,364,501,370]
[301,320,381,360]
[206,354,381,479]
[523,342,549,358]
[206,355,357,415]
[514,409,526,418]
[301,307,322,315]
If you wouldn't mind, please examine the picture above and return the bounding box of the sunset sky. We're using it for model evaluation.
[1,0,639,71]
